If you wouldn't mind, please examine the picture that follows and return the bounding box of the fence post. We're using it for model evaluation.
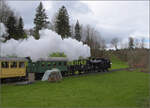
[28,72,35,83]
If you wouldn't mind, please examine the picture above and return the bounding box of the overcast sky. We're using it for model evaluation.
[7,1,149,48]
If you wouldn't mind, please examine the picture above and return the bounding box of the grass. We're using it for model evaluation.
[1,70,149,108]
[110,55,129,69]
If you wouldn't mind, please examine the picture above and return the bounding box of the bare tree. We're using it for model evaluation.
[85,25,91,45]
[99,38,106,50]
[111,37,119,50]
[140,37,145,49]
[120,42,128,49]
[80,24,85,42]
[70,23,75,38]
[128,37,134,49]
[84,24,106,57]
[134,38,140,48]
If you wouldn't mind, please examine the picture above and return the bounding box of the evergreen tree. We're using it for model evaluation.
[55,6,70,39]
[6,15,17,40]
[34,2,49,39]
[74,20,81,41]
[17,17,26,39]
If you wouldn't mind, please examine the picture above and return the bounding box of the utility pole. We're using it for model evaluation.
[0,0,2,57]
[0,23,2,57]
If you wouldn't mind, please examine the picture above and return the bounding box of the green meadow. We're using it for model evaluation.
[110,55,128,69]
[1,70,149,108]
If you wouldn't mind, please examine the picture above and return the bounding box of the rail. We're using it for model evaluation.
[1,67,133,84]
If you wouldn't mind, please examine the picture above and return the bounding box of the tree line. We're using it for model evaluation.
[110,37,146,50]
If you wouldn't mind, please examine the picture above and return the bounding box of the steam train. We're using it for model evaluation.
[0,57,111,80]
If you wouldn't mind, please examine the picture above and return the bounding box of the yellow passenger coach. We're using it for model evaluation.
[0,57,28,79]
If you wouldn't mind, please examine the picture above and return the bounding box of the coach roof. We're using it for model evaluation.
[0,57,28,61]
[38,57,68,61]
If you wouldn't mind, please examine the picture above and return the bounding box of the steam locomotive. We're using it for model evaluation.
[0,57,111,80]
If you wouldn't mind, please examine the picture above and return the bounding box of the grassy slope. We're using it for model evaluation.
[110,55,128,69]
[1,70,149,107]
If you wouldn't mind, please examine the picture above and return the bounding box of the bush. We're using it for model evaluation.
[112,48,149,68]
[6,54,18,58]
[49,52,67,57]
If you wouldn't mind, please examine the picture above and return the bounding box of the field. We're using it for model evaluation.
[110,55,129,69]
[1,70,149,108]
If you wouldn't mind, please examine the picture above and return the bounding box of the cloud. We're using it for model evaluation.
[81,1,149,48]
[41,1,92,25]
[7,1,92,29]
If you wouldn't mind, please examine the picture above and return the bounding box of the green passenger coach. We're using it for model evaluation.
[27,57,68,74]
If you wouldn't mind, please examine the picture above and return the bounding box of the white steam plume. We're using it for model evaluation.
[0,23,8,40]
[0,23,90,61]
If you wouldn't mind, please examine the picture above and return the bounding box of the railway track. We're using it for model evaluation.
[65,68,131,78]
[0,68,131,85]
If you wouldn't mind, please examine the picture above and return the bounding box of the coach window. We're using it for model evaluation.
[78,61,81,65]
[32,63,35,66]
[10,62,17,68]
[48,63,51,66]
[1,62,9,68]
[54,62,56,66]
[42,63,45,67]
[19,62,25,68]
[64,62,67,66]
[59,62,61,66]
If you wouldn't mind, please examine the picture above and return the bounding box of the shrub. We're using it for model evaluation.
[49,52,67,57]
